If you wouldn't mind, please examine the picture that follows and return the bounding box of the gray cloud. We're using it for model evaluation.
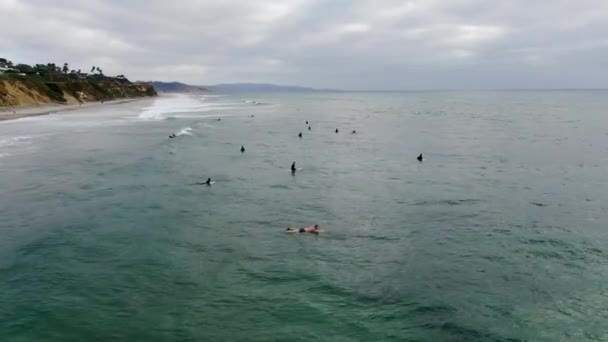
[1,0,607,89]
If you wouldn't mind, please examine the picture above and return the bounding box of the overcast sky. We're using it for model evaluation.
[1,0,607,89]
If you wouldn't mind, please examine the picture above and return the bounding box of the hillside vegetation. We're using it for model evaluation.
[0,58,156,107]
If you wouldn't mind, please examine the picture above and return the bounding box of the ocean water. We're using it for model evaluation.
[1,91,608,341]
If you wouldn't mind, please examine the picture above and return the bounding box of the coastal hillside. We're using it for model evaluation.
[147,81,208,93]
[207,83,340,92]
[0,58,156,107]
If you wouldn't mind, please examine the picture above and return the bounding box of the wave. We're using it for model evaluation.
[0,135,34,148]
[409,199,480,206]
[243,100,272,106]
[176,127,192,136]
[137,94,242,120]
[201,95,226,100]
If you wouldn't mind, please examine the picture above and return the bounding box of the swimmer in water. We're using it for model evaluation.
[308,126,311,131]
[241,145,245,153]
[352,130,356,134]
[306,121,309,124]
[291,161,296,173]
[298,132,302,138]
[335,128,339,133]
[217,118,221,121]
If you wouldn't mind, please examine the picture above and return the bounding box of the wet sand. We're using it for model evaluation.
[0,98,149,121]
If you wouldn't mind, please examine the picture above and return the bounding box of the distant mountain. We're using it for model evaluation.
[147,81,208,93]
[207,83,340,92]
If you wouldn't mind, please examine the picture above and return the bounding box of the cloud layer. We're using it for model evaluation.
[2,0,607,89]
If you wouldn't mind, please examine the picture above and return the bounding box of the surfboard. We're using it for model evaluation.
[194,181,216,185]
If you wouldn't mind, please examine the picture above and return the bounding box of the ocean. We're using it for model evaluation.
[1,91,607,341]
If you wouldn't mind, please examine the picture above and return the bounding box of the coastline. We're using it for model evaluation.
[0,98,151,122]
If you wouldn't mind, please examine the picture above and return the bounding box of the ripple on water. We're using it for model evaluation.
[408,199,481,206]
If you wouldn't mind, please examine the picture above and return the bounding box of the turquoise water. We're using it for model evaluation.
[1,91,608,341]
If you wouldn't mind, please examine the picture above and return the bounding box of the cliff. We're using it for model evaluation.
[0,78,156,107]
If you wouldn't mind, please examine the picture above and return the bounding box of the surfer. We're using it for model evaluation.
[194,178,212,186]
[417,153,423,162]
[286,225,320,234]
[352,130,356,134]
[335,128,339,133]
[169,133,176,138]
[302,225,319,233]
[306,121,309,124]
[291,161,296,173]
[217,118,221,121]
[298,132,302,138]
[308,126,311,131]
[241,146,245,153]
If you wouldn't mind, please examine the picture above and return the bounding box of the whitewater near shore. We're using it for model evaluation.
[0,97,153,122]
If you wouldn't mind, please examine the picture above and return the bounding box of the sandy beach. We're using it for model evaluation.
[0,98,149,122]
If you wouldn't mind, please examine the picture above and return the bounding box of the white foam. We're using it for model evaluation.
[0,135,34,148]
[201,95,226,99]
[177,127,193,136]
[137,94,240,121]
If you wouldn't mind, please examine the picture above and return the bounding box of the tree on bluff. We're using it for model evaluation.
[15,64,35,74]
[63,63,69,74]
[0,58,13,67]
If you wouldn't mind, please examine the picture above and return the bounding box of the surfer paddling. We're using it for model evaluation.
[286,225,320,234]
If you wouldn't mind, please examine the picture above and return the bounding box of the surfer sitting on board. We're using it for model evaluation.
[194,178,213,186]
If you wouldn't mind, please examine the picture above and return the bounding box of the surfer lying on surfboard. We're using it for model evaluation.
[286,225,320,234]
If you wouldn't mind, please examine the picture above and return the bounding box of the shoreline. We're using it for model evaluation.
[0,97,153,122]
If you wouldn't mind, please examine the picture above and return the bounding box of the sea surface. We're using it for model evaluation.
[1,91,608,341]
